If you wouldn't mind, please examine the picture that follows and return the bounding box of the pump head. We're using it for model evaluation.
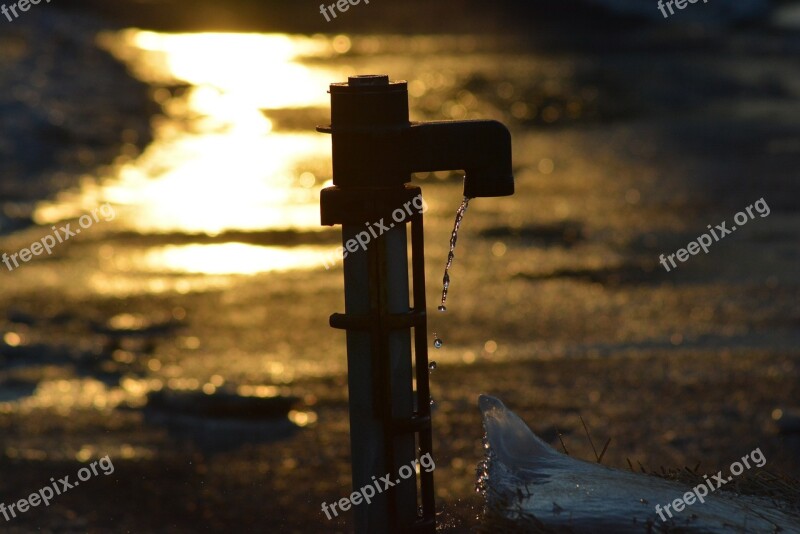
[317,75,514,200]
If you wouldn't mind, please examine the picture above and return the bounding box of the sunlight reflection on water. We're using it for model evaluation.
[33,31,349,274]
[138,243,332,275]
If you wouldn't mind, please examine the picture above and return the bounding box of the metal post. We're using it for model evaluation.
[337,221,419,532]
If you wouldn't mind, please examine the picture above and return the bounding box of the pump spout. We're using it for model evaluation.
[406,120,514,198]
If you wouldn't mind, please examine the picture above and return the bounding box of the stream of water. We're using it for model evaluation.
[438,196,470,313]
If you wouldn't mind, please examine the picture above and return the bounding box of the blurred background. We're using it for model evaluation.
[1,0,799,531]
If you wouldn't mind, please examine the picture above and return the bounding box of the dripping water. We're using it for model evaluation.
[438,196,470,312]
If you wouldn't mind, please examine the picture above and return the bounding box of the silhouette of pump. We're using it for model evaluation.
[318,74,514,533]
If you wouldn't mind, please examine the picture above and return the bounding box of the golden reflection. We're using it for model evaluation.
[3,332,22,346]
[139,243,333,275]
[10,378,152,415]
[88,273,235,296]
[109,31,338,109]
[108,313,146,330]
[36,30,346,237]
[237,384,280,398]
[288,409,318,427]
[99,131,327,234]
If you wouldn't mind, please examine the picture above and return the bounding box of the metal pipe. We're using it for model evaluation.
[339,223,417,532]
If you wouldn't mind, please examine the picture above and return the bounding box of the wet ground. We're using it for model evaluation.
[1,2,799,532]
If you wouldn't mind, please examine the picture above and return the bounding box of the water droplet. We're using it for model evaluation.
[418,505,424,516]
[428,361,437,371]
[430,398,435,406]
[433,336,443,349]
[437,305,447,312]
